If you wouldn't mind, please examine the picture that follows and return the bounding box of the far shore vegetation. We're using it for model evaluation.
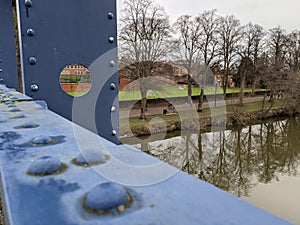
[120,99,286,138]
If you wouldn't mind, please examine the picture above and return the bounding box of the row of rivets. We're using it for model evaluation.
[25,0,38,91]
[108,11,117,137]
[108,12,114,44]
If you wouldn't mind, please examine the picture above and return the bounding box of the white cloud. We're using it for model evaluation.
[117,0,300,32]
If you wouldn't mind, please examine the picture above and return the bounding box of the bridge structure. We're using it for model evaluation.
[0,0,293,224]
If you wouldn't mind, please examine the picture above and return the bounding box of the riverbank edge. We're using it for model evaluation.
[120,107,295,139]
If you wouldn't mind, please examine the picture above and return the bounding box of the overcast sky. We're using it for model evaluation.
[117,0,300,32]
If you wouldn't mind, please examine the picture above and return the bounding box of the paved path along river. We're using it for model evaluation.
[119,96,265,119]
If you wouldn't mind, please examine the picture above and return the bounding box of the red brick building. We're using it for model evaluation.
[60,64,91,94]
[60,64,89,76]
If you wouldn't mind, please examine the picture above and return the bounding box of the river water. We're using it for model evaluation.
[122,117,300,224]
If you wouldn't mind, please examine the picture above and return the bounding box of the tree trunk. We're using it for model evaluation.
[251,80,257,97]
[139,88,148,120]
[239,76,245,106]
[187,76,193,104]
[223,78,227,99]
[198,133,205,180]
[222,75,228,100]
[197,87,204,112]
[269,90,274,103]
[261,93,266,112]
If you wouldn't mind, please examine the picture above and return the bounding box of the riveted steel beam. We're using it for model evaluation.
[17,0,119,144]
[0,0,19,89]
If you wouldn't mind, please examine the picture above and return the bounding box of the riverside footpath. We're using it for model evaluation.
[120,96,265,119]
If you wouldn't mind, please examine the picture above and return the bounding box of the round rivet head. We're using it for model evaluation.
[110,83,116,90]
[109,60,116,67]
[109,37,114,43]
[75,149,106,166]
[7,103,16,108]
[9,108,21,112]
[5,101,13,105]
[15,121,39,129]
[26,28,35,36]
[31,84,39,92]
[85,182,128,212]
[0,69,3,72]
[112,130,117,136]
[0,78,3,83]
[28,156,63,176]
[111,106,116,112]
[28,57,37,65]
[32,136,53,145]
[24,0,32,7]
[10,113,26,119]
[108,12,114,19]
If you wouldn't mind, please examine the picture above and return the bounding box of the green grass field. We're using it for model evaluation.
[67,85,266,100]
[119,86,265,101]
[67,92,87,97]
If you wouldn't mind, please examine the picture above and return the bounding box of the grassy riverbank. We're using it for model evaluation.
[119,86,265,101]
[120,100,286,138]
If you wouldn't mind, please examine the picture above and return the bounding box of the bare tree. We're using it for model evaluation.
[237,23,265,104]
[268,26,288,71]
[119,0,171,120]
[250,24,265,95]
[236,56,255,105]
[173,15,202,104]
[285,31,300,72]
[265,26,288,104]
[217,15,243,98]
[197,10,219,66]
[195,9,219,111]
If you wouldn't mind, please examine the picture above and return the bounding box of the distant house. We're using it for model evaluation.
[60,64,89,77]
[59,64,91,94]
[214,74,236,88]
[211,65,236,88]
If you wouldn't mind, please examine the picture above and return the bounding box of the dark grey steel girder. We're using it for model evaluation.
[17,0,119,144]
[0,0,19,89]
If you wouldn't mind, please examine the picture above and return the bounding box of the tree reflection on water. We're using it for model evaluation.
[127,117,300,198]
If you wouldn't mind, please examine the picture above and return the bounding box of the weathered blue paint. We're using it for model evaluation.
[0,84,294,225]
[0,0,19,89]
[17,0,119,144]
